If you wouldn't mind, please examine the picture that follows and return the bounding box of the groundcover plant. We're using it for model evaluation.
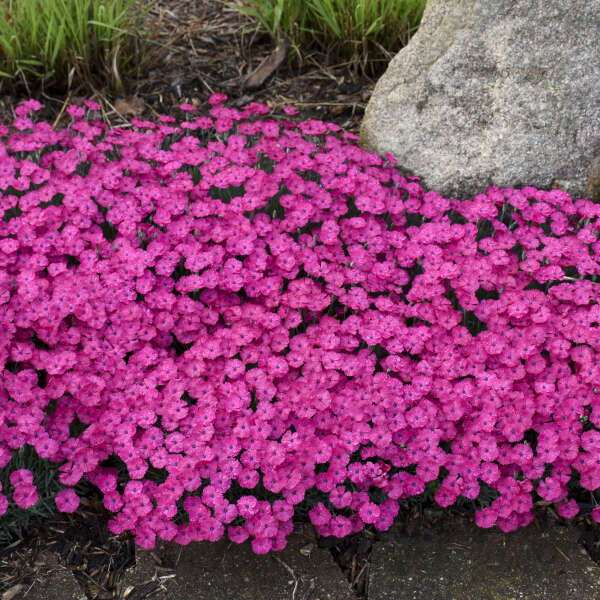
[0,96,599,553]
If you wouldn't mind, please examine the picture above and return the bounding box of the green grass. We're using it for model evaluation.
[228,0,427,75]
[0,0,155,94]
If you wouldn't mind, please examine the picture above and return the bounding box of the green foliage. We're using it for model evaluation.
[230,0,308,48]
[0,445,94,546]
[0,0,155,93]
[228,0,427,75]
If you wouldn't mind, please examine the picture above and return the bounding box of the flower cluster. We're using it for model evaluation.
[1,96,600,552]
[8,468,37,510]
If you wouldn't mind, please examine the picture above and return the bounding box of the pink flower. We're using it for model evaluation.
[0,494,8,516]
[434,484,458,509]
[15,99,42,116]
[0,96,597,550]
[13,484,39,509]
[13,116,35,131]
[83,99,100,111]
[9,469,34,487]
[308,502,332,527]
[251,537,273,554]
[536,477,564,502]
[496,513,519,533]
[66,104,85,119]
[358,501,381,524]
[201,517,225,542]
[556,499,579,519]
[135,527,156,550]
[272,499,294,522]
[237,495,259,518]
[103,491,124,512]
[208,93,228,105]
[228,525,249,544]
[55,489,80,513]
[330,515,353,538]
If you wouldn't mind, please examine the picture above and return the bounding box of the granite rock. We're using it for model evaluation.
[360,0,600,200]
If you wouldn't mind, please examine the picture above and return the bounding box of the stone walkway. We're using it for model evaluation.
[114,522,355,600]
[11,517,600,600]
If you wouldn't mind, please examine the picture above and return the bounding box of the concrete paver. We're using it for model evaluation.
[368,517,600,600]
[119,522,355,600]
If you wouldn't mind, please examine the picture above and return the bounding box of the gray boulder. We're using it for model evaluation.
[360,0,600,201]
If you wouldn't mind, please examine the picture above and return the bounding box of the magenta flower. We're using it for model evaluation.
[13,484,38,509]
[251,537,273,554]
[66,104,85,119]
[55,489,80,513]
[226,525,248,544]
[9,469,34,487]
[83,99,100,111]
[14,99,42,116]
[208,93,227,105]
[135,527,156,550]
[556,499,579,519]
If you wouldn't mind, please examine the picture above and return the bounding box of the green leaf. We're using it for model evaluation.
[87,19,127,35]
[365,15,384,37]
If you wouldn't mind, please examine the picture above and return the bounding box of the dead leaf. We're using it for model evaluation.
[198,35,216,45]
[114,96,145,117]
[2,584,24,600]
[243,37,290,89]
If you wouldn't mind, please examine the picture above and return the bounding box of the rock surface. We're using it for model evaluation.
[360,0,600,201]
[368,516,600,600]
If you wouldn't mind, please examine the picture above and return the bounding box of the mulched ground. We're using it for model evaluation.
[0,0,381,135]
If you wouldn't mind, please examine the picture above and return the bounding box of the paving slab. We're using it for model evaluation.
[119,522,355,600]
[368,516,600,600]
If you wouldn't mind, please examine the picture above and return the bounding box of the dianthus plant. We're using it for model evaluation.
[0,95,600,554]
